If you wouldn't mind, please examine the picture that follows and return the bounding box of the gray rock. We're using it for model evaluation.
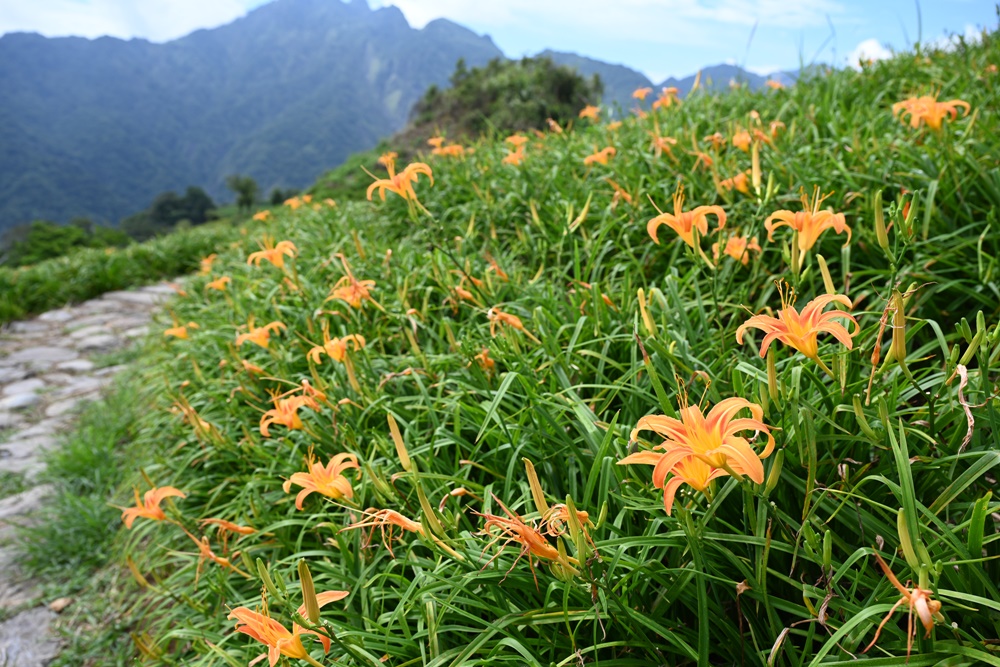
[2,379,45,397]
[4,347,78,366]
[36,309,72,323]
[63,313,114,330]
[0,393,41,411]
[37,373,72,387]
[0,606,61,667]
[44,397,85,418]
[55,359,95,374]
[54,376,104,398]
[93,365,127,377]
[0,435,57,460]
[74,334,119,352]
[0,367,30,384]
[0,485,50,522]
[68,324,109,340]
[102,290,165,306]
[123,326,150,339]
[5,322,50,335]
[0,412,24,431]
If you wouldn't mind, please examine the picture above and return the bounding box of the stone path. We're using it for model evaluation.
[0,284,176,667]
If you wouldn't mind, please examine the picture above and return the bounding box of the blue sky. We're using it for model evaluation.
[0,0,994,80]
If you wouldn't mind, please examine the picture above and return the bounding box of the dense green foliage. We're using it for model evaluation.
[0,0,503,230]
[26,31,1000,667]
[410,56,603,138]
[0,218,130,267]
[120,186,218,242]
[0,222,238,322]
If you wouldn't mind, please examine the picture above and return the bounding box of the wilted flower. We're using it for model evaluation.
[487,306,540,343]
[863,552,944,656]
[341,508,424,557]
[703,132,726,149]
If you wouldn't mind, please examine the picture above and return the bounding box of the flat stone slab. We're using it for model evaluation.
[75,334,119,352]
[36,310,72,323]
[0,485,50,523]
[0,435,57,460]
[5,347,78,366]
[2,379,46,397]
[55,359,95,374]
[0,367,30,384]
[101,290,165,306]
[0,394,41,411]
[0,606,61,667]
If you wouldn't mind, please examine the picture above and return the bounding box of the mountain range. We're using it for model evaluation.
[0,0,792,230]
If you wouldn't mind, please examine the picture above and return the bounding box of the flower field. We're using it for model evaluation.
[102,33,999,666]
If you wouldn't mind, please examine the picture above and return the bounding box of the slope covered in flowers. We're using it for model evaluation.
[111,34,999,667]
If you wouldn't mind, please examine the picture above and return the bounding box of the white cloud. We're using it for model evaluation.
[0,0,255,42]
[926,23,983,52]
[846,38,892,69]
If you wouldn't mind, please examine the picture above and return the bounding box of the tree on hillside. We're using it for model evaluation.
[227,175,259,214]
[409,56,604,139]
[182,186,215,225]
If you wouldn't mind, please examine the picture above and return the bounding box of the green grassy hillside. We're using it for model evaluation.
[34,31,1000,667]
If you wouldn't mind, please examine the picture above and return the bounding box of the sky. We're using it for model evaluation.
[0,0,995,81]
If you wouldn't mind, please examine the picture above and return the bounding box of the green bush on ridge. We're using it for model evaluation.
[31,31,1000,667]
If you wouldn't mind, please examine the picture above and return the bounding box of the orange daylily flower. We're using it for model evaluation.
[241,359,265,375]
[606,120,622,131]
[647,186,726,249]
[863,553,944,656]
[691,150,713,171]
[546,118,563,134]
[427,136,445,149]
[736,291,859,369]
[503,148,526,165]
[229,590,349,667]
[432,143,466,157]
[652,86,680,109]
[712,235,760,265]
[199,254,218,275]
[365,154,433,205]
[475,495,577,585]
[632,86,653,100]
[308,332,366,364]
[732,129,752,152]
[341,508,424,557]
[284,196,303,210]
[578,105,600,120]
[283,452,360,509]
[769,120,786,139]
[487,306,540,343]
[765,189,851,259]
[619,397,775,514]
[252,210,271,222]
[164,322,198,339]
[505,134,528,148]
[703,132,727,149]
[719,171,751,195]
[327,254,381,310]
[121,486,186,528]
[205,276,231,291]
[247,237,297,269]
[892,94,970,131]
[236,318,286,349]
[765,79,784,90]
[259,394,317,437]
[584,146,616,166]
